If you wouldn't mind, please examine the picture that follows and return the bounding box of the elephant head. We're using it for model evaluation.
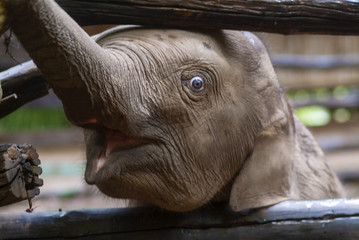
[2,0,344,212]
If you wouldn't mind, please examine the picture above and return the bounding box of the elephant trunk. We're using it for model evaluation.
[3,0,118,124]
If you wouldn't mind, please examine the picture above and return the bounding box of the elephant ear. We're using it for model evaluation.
[229,116,298,212]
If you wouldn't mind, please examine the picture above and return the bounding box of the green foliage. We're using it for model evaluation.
[294,105,331,127]
[293,89,310,104]
[333,86,349,99]
[315,88,331,102]
[0,107,70,132]
[287,86,357,127]
[333,108,351,123]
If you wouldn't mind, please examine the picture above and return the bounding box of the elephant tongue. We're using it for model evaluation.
[105,130,147,157]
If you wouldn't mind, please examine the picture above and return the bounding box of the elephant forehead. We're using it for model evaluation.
[108,29,267,78]
[98,28,228,62]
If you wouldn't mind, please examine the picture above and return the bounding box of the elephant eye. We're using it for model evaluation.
[190,76,204,91]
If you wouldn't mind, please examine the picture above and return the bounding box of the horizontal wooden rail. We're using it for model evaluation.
[55,0,359,35]
[272,55,359,69]
[0,199,359,239]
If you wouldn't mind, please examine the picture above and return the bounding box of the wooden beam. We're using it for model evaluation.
[55,0,359,35]
[0,199,359,239]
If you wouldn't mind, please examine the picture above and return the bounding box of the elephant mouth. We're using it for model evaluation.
[86,128,153,183]
[105,129,151,156]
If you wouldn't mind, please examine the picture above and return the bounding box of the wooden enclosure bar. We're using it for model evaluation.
[0,61,47,119]
[1,199,359,239]
[56,0,359,35]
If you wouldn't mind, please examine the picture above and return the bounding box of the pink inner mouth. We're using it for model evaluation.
[94,129,150,175]
[105,130,148,157]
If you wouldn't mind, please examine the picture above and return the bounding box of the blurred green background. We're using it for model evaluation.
[0,107,70,132]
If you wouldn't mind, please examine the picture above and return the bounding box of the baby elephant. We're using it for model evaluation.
[4,0,344,212]
[83,27,345,212]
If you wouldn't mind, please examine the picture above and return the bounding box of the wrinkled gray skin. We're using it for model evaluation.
[2,0,344,212]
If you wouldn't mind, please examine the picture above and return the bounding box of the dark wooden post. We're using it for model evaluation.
[0,144,43,208]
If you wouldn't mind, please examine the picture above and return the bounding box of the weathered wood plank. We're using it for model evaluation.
[0,144,43,208]
[0,61,48,118]
[0,199,358,239]
[55,0,359,35]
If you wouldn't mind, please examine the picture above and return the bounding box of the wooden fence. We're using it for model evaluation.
[1,1,359,239]
[1,199,359,240]
[55,0,359,35]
